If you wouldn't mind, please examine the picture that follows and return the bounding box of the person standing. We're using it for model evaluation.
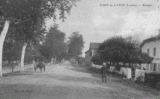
[101,62,108,83]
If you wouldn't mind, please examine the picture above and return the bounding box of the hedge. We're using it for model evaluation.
[145,72,160,90]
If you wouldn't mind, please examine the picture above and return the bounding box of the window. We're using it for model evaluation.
[153,48,156,56]
[153,64,156,71]
[158,63,160,72]
[147,49,149,55]
[153,63,157,71]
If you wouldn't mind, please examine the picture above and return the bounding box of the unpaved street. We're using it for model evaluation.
[0,62,160,99]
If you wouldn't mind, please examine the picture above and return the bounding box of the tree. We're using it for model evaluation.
[3,37,22,63]
[98,36,126,65]
[91,53,103,65]
[12,22,46,71]
[98,36,153,68]
[67,32,84,58]
[123,36,143,66]
[0,0,79,77]
[55,42,68,62]
[40,24,67,63]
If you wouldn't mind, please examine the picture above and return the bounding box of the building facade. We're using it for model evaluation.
[85,43,101,61]
[140,33,160,72]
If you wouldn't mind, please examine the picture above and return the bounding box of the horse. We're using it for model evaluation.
[34,61,45,72]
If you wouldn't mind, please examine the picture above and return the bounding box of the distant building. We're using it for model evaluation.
[140,30,160,72]
[85,43,101,61]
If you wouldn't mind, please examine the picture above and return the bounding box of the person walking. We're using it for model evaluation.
[101,62,108,83]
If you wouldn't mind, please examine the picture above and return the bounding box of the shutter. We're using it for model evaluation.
[158,63,160,72]
[150,63,153,71]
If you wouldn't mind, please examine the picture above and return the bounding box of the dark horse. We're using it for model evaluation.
[34,62,45,72]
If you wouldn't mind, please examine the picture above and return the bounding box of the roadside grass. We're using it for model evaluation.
[2,62,33,75]
[87,66,160,95]
[2,62,18,68]
[2,62,32,68]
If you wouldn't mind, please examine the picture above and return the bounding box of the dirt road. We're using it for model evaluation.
[0,62,159,99]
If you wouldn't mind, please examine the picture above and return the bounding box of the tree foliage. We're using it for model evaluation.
[91,53,103,65]
[0,0,79,21]
[98,36,126,63]
[39,24,67,62]
[0,0,79,48]
[67,32,84,58]
[0,0,79,76]
[3,40,21,62]
[96,36,153,66]
[24,44,42,63]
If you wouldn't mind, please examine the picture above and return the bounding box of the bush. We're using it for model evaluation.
[156,81,160,90]
[145,72,160,90]
[136,75,144,84]
[91,54,103,65]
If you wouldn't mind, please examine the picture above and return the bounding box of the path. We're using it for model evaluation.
[0,62,159,99]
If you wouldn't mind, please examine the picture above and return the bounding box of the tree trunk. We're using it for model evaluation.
[0,20,10,77]
[11,61,14,72]
[51,57,53,64]
[54,56,57,64]
[20,42,28,72]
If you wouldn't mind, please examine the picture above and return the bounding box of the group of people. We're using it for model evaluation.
[100,62,109,83]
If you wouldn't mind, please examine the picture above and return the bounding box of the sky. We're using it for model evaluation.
[46,0,160,57]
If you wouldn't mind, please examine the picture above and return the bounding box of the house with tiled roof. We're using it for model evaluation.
[85,43,101,61]
[140,31,160,72]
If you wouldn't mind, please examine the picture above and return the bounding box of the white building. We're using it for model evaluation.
[85,43,101,61]
[140,31,160,72]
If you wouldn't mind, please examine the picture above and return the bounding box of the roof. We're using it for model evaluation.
[85,50,90,53]
[85,43,101,53]
[135,52,154,63]
[90,43,101,49]
[125,50,153,63]
[140,35,160,47]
